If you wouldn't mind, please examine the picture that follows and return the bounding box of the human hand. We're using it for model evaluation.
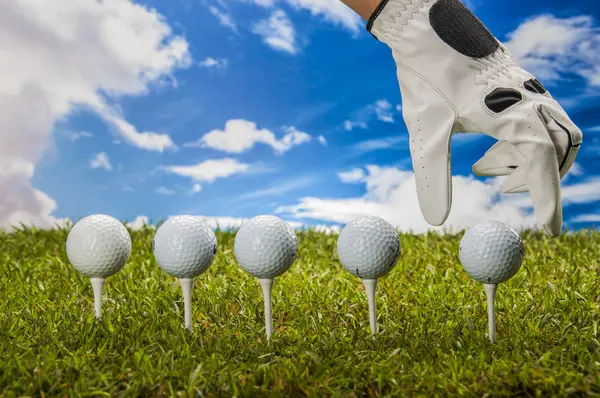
[367,0,582,237]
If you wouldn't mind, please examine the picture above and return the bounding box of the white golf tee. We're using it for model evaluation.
[259,278,274,341]
[179,278,194,331]
[363,279,378,336]
[484,283,497,343]
[90,277,105,319]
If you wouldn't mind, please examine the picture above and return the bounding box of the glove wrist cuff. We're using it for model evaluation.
[366,0,433,43]
[365,0,390,39]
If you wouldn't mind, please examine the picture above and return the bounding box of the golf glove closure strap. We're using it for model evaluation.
[367,0,583,237]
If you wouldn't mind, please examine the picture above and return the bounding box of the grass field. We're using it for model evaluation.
[1,225,599,397]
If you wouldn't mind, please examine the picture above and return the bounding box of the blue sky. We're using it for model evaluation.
[2,0,599,233]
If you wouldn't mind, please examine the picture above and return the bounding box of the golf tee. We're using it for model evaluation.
[90,277,105,320]
[179,278,194,331]
[259,278,274,341]
[363,279,378,336]
[483,283,497,343]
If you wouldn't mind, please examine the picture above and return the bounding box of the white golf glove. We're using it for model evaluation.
[367,0,582,237]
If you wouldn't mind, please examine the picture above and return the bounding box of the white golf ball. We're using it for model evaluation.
[66,214,131,278]
[337,216,400,279]
[234,215,297,279]
[153,216,217,279]
[459,220,524,285]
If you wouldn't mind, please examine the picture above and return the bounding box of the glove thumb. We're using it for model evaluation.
[472,140,527,177]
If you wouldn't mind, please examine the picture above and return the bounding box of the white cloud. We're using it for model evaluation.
[374,99,395,123]
[505,14,600,88]
[0,0,190,229]
[318,135,327,146]
[184,215,300,230]
[65,130,94,141]
[209,6,238,33]
[97,108,175,152]
[183,215,319,232]
[276,165,542,233]
[245,0,361,33]
[344,99,398,131]
[253,9,298,54]
[90,152,113,171]
[500,177,600,209]
[199,57,228,69]
[338,168,365,183]
[156,186,176,195]
[127,215,153,230]
[278,167,600,233]
[561,178,600,205]
[237,176,314,200]
[192,184,202,193]
[164,158,250,182]
[0,167,70,232]
[310,224,342,234]
[197,216,247,230]
[344,120,367,131]
[279,126,312,150]
[565,162,584,180]
[187,119,311,154]
[570,214,600,223]
[284,0,361,33]
[353,136,406,153]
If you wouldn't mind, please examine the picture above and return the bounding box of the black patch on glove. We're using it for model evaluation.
[524,78,547,94]
[429,0,499,58]
[485,88,523,113]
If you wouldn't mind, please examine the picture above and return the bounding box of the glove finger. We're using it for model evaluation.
[407,103,456,226]
[510,145,561,236]
[537,104,583,179]
[506,106,563,237]
[499,165,529,193]
[472,140,527,177]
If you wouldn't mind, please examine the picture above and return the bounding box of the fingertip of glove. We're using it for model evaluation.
[423,210,450,227]
[543,223,561,238]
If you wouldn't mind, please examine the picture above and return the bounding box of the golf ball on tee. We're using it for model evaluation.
[459,221,524,285]
[337,216,401,279]
[153,216,217,279]
[66,214,131,278]
[234,215,298,279]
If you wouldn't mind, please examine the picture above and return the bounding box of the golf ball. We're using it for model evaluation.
[234,215,297,279]
[153,216,217,279]
[459,220,524,285]
[337,216,400,279]
[66,214,131,278]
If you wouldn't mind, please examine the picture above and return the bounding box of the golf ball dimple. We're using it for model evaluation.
[153,216,217,279]
[336,216,401,280]
[66,214,132,278]
[234,215,298,279]
[459,220,524,285]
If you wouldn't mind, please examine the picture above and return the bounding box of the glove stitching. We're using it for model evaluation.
[474,47,519,86]
[396,61,459,120]
[375,0,432,44]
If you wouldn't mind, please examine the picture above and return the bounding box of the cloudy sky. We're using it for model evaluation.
[1,0,598,233]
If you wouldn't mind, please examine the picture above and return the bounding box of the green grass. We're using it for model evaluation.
[0,226,599,397]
